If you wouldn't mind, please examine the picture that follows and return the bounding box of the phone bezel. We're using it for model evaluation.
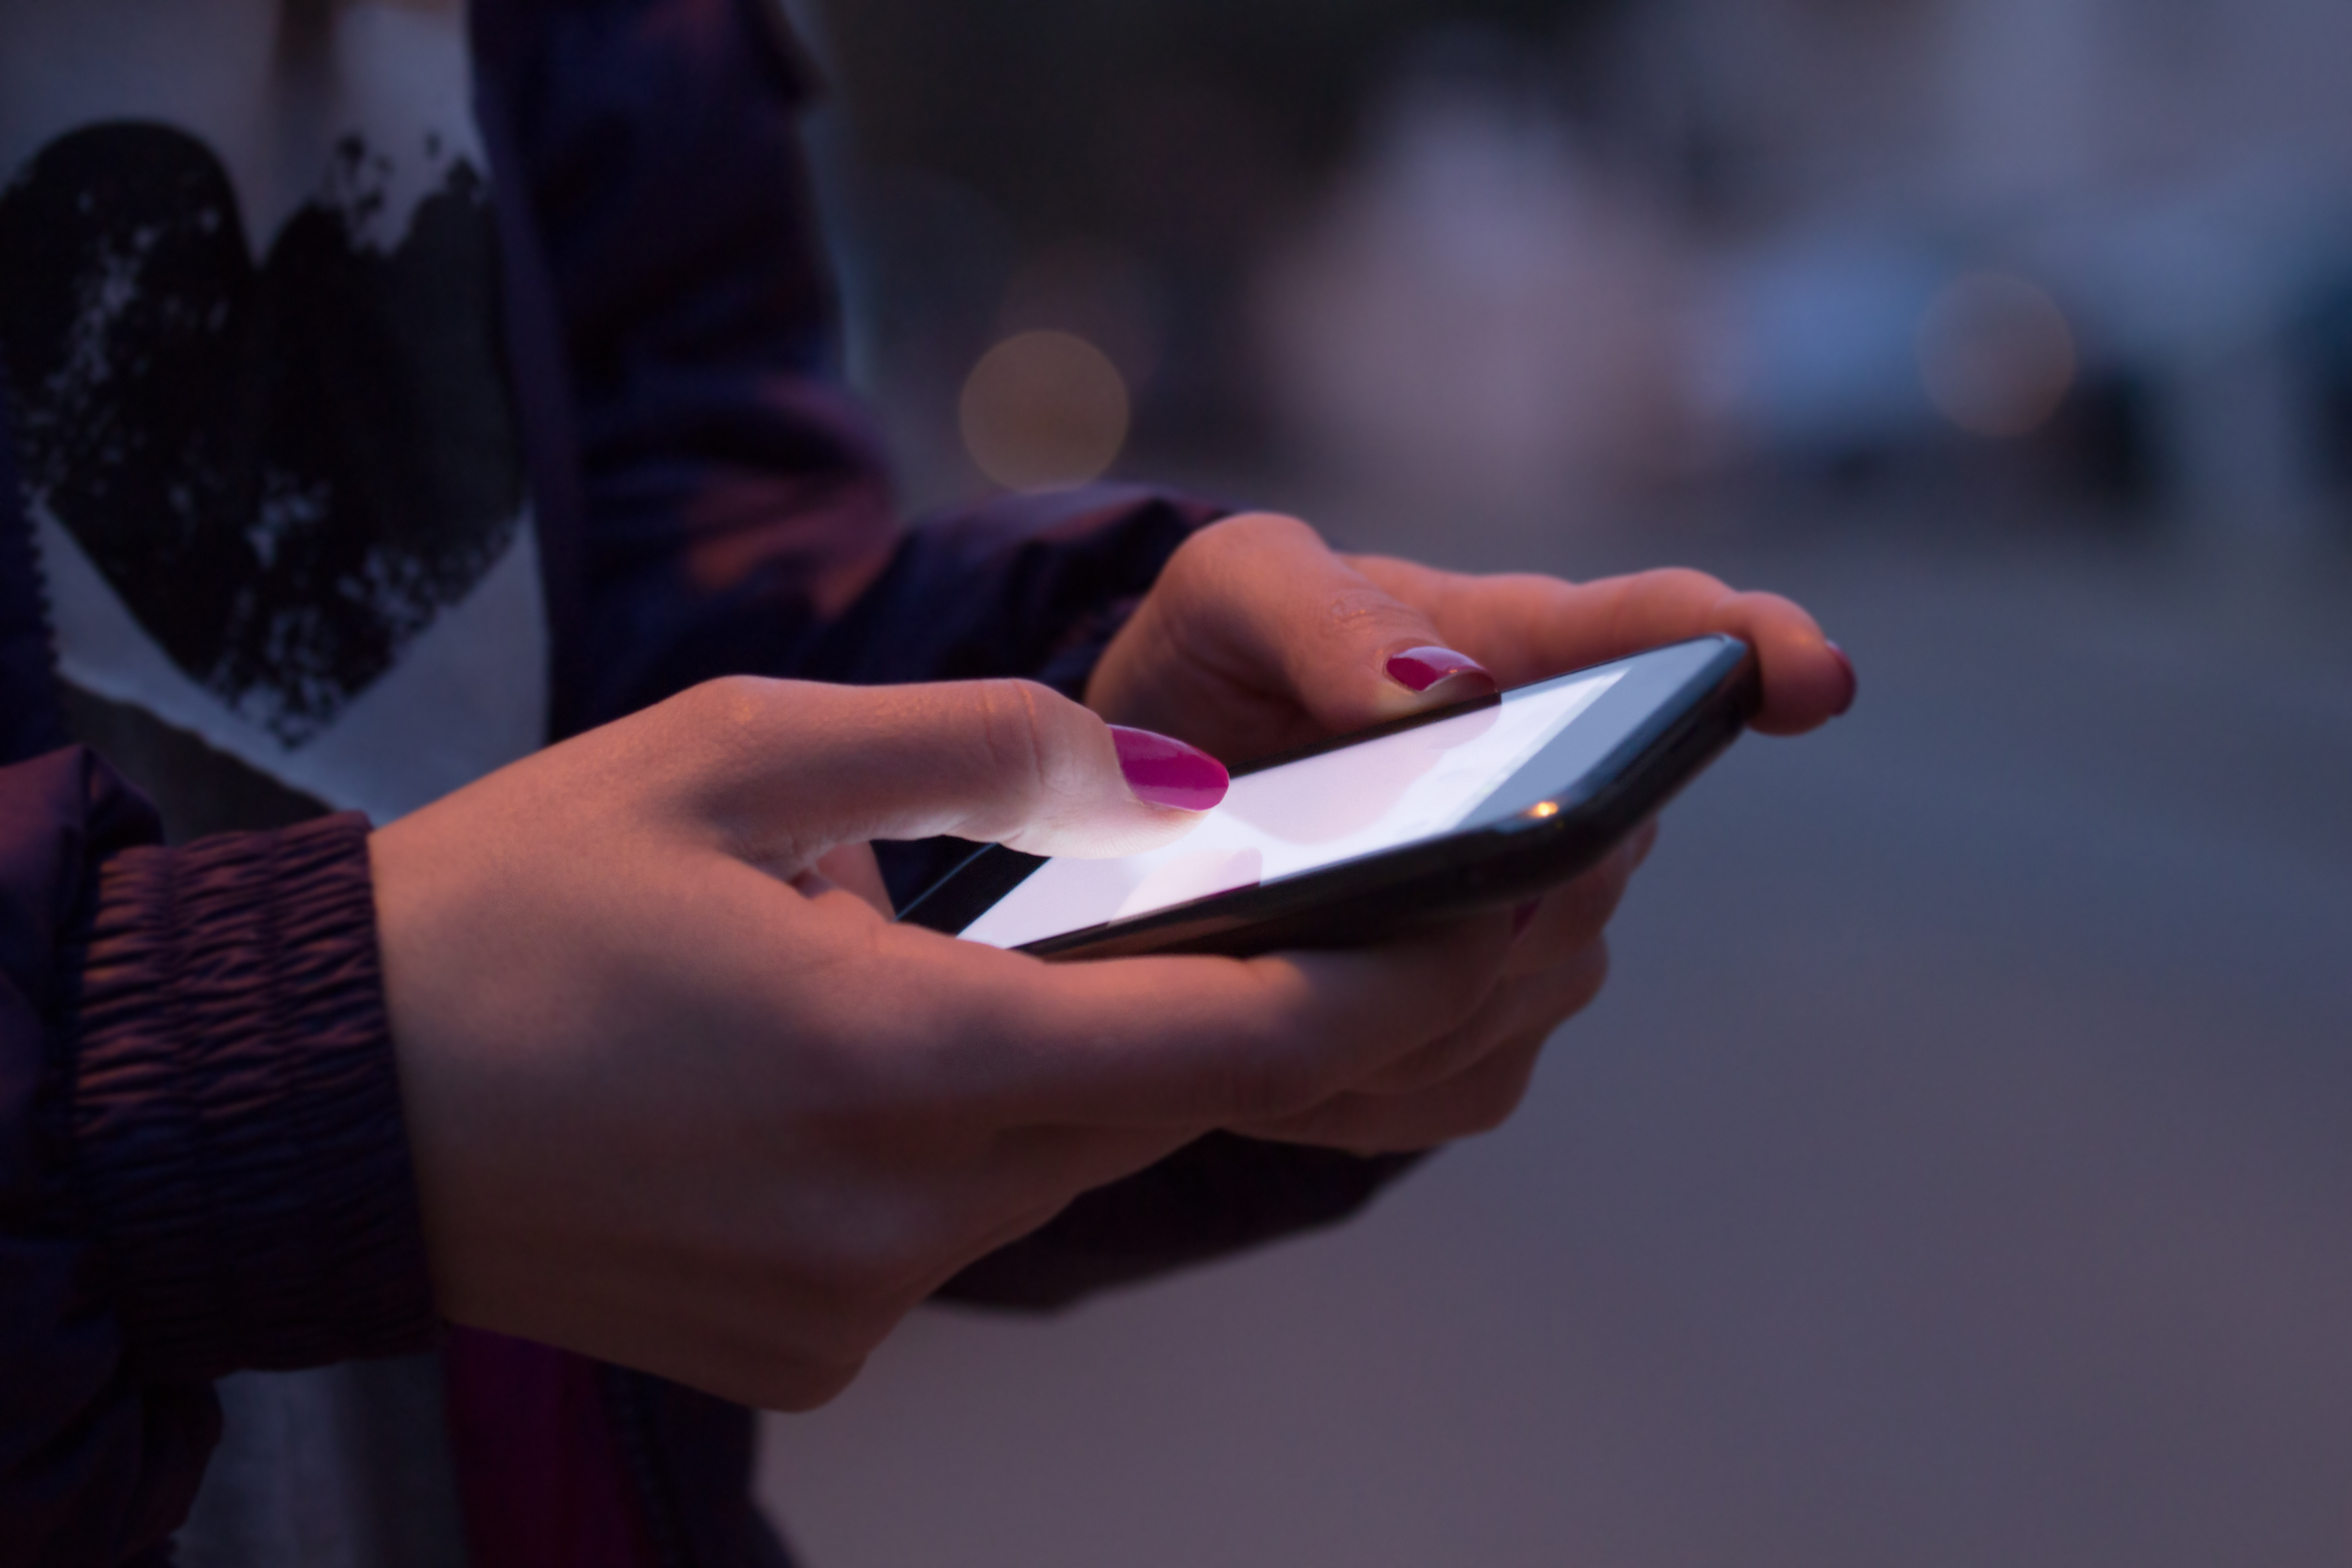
[896,635,1759,960]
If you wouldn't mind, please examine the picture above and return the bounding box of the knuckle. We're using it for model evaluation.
[1174,512,1327,601]
[1553,939,1611,1013]
[1554,860,1633,935]
[665,675,787,780]
[1429,943,1509,1025]
[1463,1058,1539,1135]
[1651,565,1731,603]
[746,1352,870,1414]
[778,1170,964,1315]
[810,1215,945,1315]
[1318,577,1428,643]
[1195,510,1314,557]
[966,679,1058,805]
[1160,515,1249,585]
[676,673,771,733]
[1367,1024,1473,1097]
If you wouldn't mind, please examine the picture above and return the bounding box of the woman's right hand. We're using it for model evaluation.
[371,676,1577,1410]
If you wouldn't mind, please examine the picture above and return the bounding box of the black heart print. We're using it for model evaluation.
[0,121,525,744]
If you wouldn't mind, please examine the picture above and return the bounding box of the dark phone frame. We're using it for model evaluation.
[897,635,1760,961]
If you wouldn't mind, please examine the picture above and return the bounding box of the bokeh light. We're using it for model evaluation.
[1917,272,2078,438]
[958,330,1130,490]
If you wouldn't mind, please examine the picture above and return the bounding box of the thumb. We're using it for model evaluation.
[679,676,1227,870]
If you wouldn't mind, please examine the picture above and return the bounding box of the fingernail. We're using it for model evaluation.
[1826,641,1858,717]
[1110,727,1230,811]
[1385,645,1498,698]
[1510,899,1542,939]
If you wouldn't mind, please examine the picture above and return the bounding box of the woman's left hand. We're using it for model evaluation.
[1082,512,1857,1151]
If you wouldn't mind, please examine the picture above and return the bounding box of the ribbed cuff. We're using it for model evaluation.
[65,812,438,1381]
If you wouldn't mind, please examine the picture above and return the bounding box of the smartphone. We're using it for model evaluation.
[898,635,1759,961]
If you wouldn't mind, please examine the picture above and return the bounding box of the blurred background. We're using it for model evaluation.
[758,1,2352,1563]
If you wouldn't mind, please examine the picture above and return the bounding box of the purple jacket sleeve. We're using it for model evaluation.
[476,0,1229,738]
[0,748,435,1563]
[476,0,1419,1313]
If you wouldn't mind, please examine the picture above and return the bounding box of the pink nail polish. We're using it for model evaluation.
[1826,641,1858,717]
[1111,727,1230,811]
[1384,645,1498,697]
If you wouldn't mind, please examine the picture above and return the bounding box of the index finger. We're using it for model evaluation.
[1347,557,1853,735]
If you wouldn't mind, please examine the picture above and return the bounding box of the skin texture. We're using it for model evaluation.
[374,515,1850,1410]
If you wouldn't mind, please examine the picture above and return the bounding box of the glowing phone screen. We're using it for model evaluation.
[958,670,1624,949]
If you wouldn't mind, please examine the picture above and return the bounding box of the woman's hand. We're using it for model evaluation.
[1084,513,1857,1150]
[372,676,1542,1410]
[1086,512,1854,756]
